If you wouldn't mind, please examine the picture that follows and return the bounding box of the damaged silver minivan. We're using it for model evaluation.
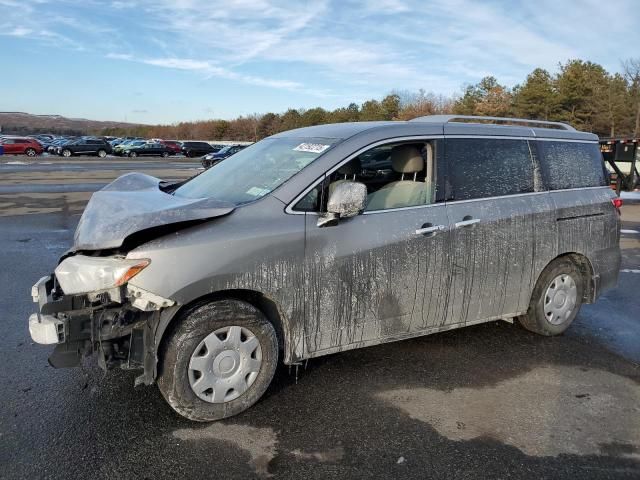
[29,115,621,421]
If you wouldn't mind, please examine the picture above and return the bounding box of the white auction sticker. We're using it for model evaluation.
[293,143,330,154]
[246,186,270,196]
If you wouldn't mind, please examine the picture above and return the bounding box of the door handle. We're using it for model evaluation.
[454,218,481,228]
[415,224,446,235]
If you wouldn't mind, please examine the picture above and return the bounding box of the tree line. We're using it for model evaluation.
[100,58,640,141]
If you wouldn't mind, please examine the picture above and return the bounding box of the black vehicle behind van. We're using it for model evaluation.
[181,141,215,158]
[59,138,112,158]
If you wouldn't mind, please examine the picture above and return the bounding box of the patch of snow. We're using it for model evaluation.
[620,191,640,200]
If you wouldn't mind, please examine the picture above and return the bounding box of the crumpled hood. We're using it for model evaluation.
[72,172,234,251]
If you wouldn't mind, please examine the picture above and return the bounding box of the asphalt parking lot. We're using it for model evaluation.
[0,157,639,479]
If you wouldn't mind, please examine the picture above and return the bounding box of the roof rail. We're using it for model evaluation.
[410,115,576,131]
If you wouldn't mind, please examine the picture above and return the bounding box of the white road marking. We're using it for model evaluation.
[620,229,639,234]
[621,269,640,274]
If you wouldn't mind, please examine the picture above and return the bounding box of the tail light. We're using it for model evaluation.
[612,197,623,214]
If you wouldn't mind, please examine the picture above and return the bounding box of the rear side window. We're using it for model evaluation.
[446,138,534,201]
[537,141,606,190]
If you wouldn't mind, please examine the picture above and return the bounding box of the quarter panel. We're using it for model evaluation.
[547,186,620,295]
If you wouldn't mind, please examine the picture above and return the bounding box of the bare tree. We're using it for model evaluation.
[623,58,640,137]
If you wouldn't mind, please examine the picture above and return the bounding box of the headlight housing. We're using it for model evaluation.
[54,255,150,295]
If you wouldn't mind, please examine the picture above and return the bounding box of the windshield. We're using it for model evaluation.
[174,136,339,204]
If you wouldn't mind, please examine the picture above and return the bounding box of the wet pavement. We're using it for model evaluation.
[0,157,639,479]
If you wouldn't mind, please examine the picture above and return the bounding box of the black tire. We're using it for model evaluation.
[97,149,107,158]
[128,151,137,158]
[161,151,170,158]
[158,299,278,422]
[62,149,72,157]
[25,148,37,157]
[518,257,584,336]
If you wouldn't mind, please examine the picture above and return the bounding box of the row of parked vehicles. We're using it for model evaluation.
[0,133,250,163]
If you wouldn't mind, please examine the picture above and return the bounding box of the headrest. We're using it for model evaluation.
[391,145,423,173]
[338,158,361,175]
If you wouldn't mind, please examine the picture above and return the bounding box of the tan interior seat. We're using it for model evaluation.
[365,145,428,211]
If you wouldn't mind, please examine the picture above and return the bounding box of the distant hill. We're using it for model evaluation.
[0,112,146,135]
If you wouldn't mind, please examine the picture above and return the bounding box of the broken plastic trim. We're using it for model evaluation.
[127,284,176,312]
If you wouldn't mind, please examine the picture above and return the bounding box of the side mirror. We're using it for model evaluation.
[317,182,367,227]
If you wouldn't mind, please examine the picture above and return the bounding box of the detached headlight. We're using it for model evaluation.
[54,255,150,295]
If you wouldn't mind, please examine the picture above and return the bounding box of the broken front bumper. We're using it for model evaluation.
[29,276,66,345]
[28,313,65,345]
[28,274,164,371]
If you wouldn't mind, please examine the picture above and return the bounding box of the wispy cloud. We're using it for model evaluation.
[105,53,327,93]
[4,0,640,101]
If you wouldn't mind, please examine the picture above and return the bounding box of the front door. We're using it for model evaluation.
[297,139,452,355]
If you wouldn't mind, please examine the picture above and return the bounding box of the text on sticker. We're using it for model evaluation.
[293,143,330,154]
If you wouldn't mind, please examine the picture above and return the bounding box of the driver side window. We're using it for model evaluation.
[294,140,441,212]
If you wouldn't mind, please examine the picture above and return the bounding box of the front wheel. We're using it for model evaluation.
[128,151,137,158]
[25,148,37,157]
[161,151,170,158]
[518,258,584,336]
[62,149,72,157]
[158,299,278,422]
[97,149,107,158]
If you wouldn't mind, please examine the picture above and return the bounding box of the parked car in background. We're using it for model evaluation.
[0,137,43,156]
[181,141,215,158]
[201,144,248,168]
[59,138,112,157]
[49,138,73,154]
[159,140,182,154]
[114,140,147,155]
[121,142,174,158]
[38,137,56,151]
[32,134,54,142]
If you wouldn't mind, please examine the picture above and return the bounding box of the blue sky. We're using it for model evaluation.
[1,0,638,124]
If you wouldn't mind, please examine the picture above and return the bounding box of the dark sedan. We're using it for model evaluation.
[59,138,112,158]
[121,142,174,158]
[201,144,248,168]
[181,141,215,158]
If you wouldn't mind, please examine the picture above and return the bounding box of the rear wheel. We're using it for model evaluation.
[161,151,170,158]
[128,151,137,158]
[158,299,278,422]
[518,258,584,336]
[62,149,72,157]
[97,149,107,158]
[25,148,37,157]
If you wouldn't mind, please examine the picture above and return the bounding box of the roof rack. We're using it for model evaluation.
[410,115,576,131]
